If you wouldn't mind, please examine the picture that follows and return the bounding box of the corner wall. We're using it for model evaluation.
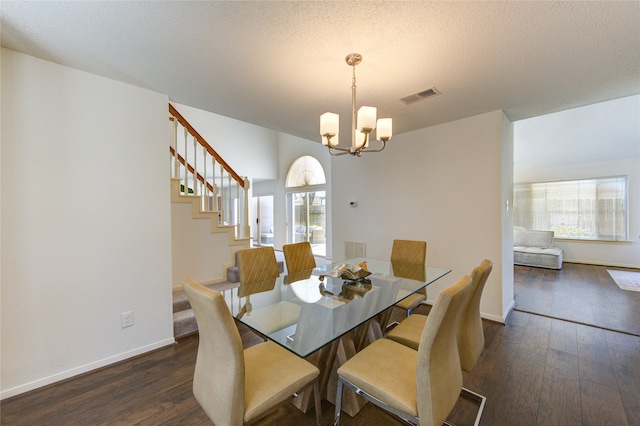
[1,49,174,398]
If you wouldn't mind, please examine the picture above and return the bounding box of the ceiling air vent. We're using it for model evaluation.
[400,87,441,105]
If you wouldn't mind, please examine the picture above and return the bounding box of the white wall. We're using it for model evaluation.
[501,115,516,313]
[330,111,514,321]
[0,49,174,399]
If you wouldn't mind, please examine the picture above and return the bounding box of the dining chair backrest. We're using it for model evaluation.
[391,239,428,301]
[236,247,280,297]
[458,259,493,372]
[416,274,472,426]
[283,242,316,274]
[391,239,427,264]
[183,278,245,425]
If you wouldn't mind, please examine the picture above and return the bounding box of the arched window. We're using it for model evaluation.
[285,156,326,256]
[286,156,326,188]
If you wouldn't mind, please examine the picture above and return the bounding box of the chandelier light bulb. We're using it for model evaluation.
[376,118,393,141]
[320,112,339,137]
[357,106,377,132]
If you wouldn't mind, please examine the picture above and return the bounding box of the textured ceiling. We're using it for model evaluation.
[2,1,639,145]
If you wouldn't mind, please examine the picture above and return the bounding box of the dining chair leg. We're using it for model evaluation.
[313,380,322,426]
[461,387,486,426]
[333,378,344,426]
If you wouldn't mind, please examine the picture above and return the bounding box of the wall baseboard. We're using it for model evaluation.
[0,338,176,401]
[563,260,640,270]
[499,299,516,323]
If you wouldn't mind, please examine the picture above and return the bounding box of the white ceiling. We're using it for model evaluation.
[2,1,639,150]
[515,94,640,169]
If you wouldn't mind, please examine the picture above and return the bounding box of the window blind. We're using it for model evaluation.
[513,176,627,241]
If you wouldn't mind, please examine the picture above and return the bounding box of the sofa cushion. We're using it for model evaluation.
[514,246,563,269]
[514,229,554,248]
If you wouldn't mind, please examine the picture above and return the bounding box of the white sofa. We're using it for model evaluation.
[513,229,563,269]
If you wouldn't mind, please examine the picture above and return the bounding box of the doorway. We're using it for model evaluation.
[286,190,326,257]
[252,195,274,247]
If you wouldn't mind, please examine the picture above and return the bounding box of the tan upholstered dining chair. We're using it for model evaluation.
[386,259,493,426]
[283,242,316,284]
[391,239,427,316]
[183,278,322,425]
[334,274,473,426]
[236,246,280,293]
[235,247,282,322]
[458,259,493,372]
[236,246,302,336]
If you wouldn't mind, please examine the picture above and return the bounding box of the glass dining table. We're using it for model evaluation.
[224,257,451,415]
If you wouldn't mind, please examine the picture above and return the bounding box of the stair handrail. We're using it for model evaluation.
[169,103,244,188]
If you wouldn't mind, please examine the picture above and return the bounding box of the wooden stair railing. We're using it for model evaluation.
[169,103,250,239]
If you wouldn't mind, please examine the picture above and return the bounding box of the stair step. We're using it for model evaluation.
[172,281,243,339]
[172,291,191,313]
[173,309,198,338]
[173,281,241,313]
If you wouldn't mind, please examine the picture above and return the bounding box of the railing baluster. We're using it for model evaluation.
[203,149,208,211]
[242,177,250,238]
[211,155,218,212]
[192,135,198,197]
[228,173,232,227]
[236,179,240,237]
[172,117,179,179]
[183,126,188,195]
[219,163,225,224]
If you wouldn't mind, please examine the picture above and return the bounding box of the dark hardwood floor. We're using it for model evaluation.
[2,264,639,425]
[514,263,640,337]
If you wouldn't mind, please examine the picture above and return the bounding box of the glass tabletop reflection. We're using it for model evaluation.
[226,257,451,358]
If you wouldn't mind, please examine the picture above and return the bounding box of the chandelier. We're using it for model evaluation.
[320,53,392,157]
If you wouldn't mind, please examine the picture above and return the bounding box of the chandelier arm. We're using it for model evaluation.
[356,139,387,154]
[328,147,352,156]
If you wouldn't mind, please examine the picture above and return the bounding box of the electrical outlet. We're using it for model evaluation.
[121,311,134,328]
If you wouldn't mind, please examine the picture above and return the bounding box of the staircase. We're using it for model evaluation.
[168,103,253,338]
